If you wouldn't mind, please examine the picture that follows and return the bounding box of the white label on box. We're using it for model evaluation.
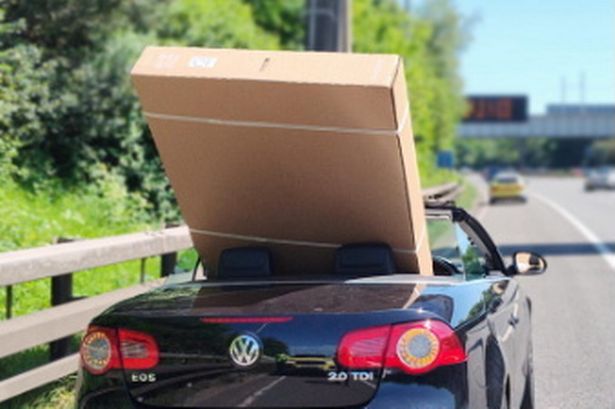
[188,56,218,69]
[153,53,179,70]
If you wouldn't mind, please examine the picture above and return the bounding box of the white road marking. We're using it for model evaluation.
[531,192,615,271]
[238,376,287,407]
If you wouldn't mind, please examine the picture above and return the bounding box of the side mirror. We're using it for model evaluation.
[509,251,547,275]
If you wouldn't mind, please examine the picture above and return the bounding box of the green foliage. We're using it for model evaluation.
[418,0,469,151]
[243,0,306,49]
[0,32,54,180]
[585,139,615,167]
[1,1,179,220]
[455,139,516,168]
[454,138,590,169]
[3,0,122,52]
[455,177,478,210]
[157,0,279,49]
[0,166,150,251]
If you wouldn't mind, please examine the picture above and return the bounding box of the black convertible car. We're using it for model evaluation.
[76,204,546,409]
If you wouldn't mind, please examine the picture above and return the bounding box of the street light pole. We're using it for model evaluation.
[306,0,352,52]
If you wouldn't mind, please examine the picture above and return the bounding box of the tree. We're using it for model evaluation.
[585,139,615,167]
[243,0,305,50]
[157,0,279,49]
[454,138,558,169]
[418,0,472,151]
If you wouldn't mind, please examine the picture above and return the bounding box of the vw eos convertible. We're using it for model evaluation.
[76,203,546,409]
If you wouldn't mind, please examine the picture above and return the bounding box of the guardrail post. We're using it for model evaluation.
[160,252,177,277]
[160,223,179,277]
[140,258,146,283]
[50,238,75,360]
[5,285,12,319]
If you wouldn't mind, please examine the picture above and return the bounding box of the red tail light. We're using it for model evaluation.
[79,326,120,375]
[80,326,159,375]
[338,325,389,369]
[384,320,466,375]
[336,320,466,375]
[118,329,159,370]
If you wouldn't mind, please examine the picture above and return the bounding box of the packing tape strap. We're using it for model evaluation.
[144,109,409,137]
[189,227,426,255]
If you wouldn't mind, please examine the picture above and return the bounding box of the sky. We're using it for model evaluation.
[453,0,615,114]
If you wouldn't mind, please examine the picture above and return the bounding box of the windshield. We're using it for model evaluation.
[494,174,520,184]
[427,214,490,279]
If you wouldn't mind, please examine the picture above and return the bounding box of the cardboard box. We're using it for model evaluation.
[131,47,433,275]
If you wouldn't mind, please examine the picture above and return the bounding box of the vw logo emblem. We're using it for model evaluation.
[229,334,261,368]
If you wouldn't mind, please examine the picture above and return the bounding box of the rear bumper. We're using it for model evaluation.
[366,365,468,409]
[77,367,469,409]
[586,181,615,189]
[490,192,526,201]
[78,388,464,409]
[365,384,463,408]
[77,389,134,409]
[76,369,134,409]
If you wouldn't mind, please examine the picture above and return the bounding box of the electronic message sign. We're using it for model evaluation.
[463,96,528,122]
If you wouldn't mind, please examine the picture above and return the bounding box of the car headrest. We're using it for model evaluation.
[217,247,273,278]
[334,242,397,275]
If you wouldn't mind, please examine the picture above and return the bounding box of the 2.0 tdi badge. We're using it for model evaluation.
[229,334,262,368]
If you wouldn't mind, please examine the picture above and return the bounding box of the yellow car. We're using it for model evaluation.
[489,172,526,204]
[277,355,337,372]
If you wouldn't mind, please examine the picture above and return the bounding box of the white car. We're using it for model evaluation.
[585,167,615,191]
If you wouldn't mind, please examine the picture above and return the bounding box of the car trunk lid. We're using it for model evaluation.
[105,279,445,408]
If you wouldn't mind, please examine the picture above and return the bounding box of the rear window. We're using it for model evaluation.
[495,176,519,184]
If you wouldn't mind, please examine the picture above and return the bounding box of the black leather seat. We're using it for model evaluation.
[217,247,273,278]
[432,256,457,276]
[334,242,397,275]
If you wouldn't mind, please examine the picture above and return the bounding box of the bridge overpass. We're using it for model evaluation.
[458,104,615,139]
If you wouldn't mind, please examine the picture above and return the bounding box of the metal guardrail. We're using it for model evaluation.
[0,227,192,287]
[0,228,192,402]
[422,182,461,203]
[0,183,460,403]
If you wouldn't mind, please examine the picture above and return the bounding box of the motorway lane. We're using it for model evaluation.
[474,176,615,409]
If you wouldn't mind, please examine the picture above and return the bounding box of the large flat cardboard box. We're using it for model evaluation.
[132,47,433,276]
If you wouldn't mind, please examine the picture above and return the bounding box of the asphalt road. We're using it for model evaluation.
[473,175,615,409]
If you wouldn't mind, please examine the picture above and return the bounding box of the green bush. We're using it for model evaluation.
[0,166,150,252]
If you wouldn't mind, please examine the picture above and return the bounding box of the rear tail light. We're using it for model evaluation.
[79,326,120,375]
[385,321,466,374]
[118,329,159,370]
[80,326,159,375]
[338,325,389,369]
[336,320,466,375]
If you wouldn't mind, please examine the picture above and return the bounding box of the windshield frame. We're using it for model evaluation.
[426,204,506,275]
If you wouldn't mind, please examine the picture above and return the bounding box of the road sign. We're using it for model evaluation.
[437,150,455,169]
[463,96,528,123]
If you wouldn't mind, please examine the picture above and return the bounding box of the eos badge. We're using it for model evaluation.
[229,334,262,368]
[130,372,156,383]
